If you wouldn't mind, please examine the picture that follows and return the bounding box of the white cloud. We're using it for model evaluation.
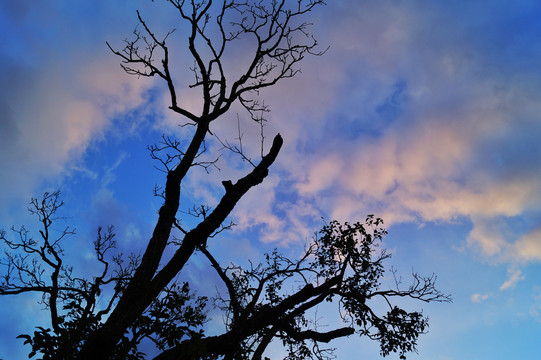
[230,173,320,245]
[471,293,490,303]
[467,217,510,258]
[297,154,344,195]
[500,269,525,291]
[512,227,541,262]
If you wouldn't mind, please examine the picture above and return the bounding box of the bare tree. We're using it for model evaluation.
[1,1,450,359]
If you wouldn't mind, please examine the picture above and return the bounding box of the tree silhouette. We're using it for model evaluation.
[0,1,450,359]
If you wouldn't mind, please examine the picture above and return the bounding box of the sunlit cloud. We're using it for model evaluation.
[234,0,541,269]
[500,268,525,291]
[512,226,541,262]
[0,1,155,219]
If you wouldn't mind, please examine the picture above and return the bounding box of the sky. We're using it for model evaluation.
[1,0,541,359]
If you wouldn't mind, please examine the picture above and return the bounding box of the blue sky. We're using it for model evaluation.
[1,0,541,359]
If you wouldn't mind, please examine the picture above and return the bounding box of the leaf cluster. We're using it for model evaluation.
[177,217,450,360]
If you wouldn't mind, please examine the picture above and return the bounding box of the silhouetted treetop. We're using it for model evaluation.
[0,1,450,359]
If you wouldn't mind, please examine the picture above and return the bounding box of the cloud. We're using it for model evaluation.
[102,152,129,188]
[3,0,541,270]
[500,269,525,291]
[467,217,511,258]
[119,0,541,272]
[297,154,344,195]
[512,226,541,262]
[0,1,156,220]
[247,0,541,270]
[228,172,321,245]
[530,288,541,323]
[471,293,490,303]
[234,0,541,267]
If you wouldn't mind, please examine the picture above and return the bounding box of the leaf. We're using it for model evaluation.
[16,334,32,345]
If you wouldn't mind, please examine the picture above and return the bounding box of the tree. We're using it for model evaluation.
[0,1,450,359]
